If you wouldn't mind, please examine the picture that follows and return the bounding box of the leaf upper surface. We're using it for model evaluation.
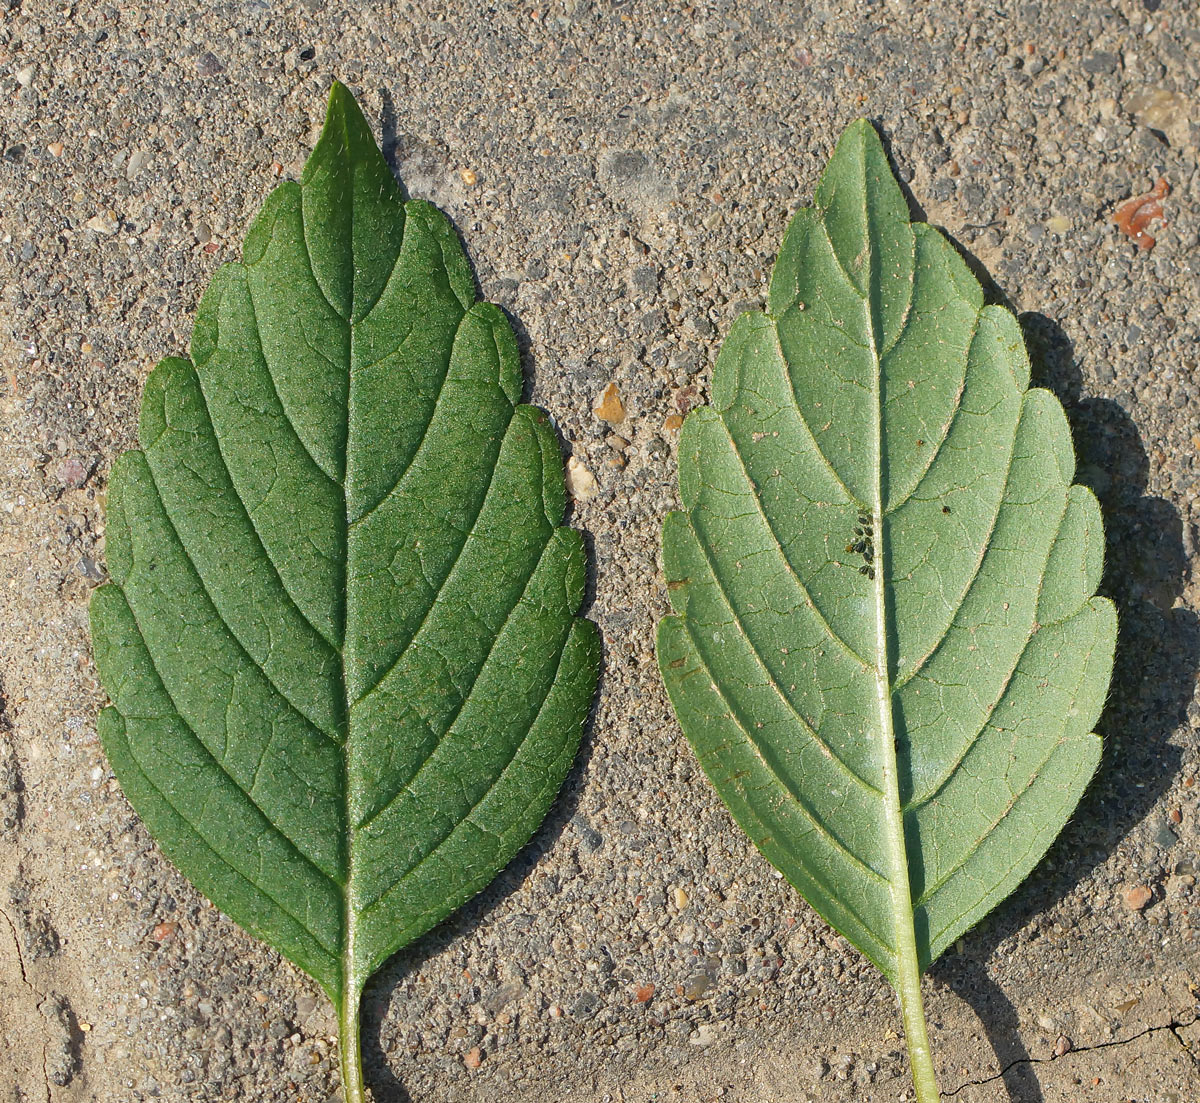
[658,119,1114,981]
[91,82,599,1007]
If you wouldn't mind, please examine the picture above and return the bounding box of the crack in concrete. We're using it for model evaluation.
[0,904,52,1103]
[0,903,32,989]
[1168,1020,1200,1074]
[944,1014,1200,1096]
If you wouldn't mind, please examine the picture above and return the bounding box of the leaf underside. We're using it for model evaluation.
[90,83,598,1006]
[657,119,1114,983]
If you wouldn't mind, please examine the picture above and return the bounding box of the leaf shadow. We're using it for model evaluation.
[359,678,602,1102]
[359,88,606,1102]
[927,303,1198,1097]
[377,87,406,200]
[936,958,1046,1102]
[869,124,1197,1089]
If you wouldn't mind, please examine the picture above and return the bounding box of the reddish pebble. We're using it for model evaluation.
[151,920,177,943]
[1124,884,1153,911]
[58,457,89,489]
[1170,808,1182,824]
[463,1047,482,1069]
[634,983,655,1003]
[1113,177,1169,251]
[674,385,699,415]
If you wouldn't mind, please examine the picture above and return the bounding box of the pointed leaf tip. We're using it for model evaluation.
[326,80,370,133]
[315,79,377,160]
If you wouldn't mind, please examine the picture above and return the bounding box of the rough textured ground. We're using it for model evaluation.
[2,1,1199,1101]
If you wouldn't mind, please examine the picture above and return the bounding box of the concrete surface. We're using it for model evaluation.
[1,1,1199,1100]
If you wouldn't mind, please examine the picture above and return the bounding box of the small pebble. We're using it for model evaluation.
[460,168,478,185]
[1082,51,1118,75]
[627,264,658,296]
[57,457,89,488]
[77,557,105,582]
[672,886,689,909]
[1053,1034,1073,1058]
[1123,884,1153,911]
[565,456,597,500]
[595,382,626,424]
[663,413,684,432]
[1153,820,1179,849]
[151,921,177,943]
[47,141,64,158]
[15,65,35,88]
[673,384,699,414]
[85,210,119,235]
[463,1046,482,1069]
[1125,87,1190,144]
[196,51,226,77]
[634,983,655,1003]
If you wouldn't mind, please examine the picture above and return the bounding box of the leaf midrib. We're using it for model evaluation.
[327,146,476,1009]
[852,145,920,994]
[337,122,361,1016]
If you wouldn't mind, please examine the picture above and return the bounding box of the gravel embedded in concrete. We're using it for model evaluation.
[1,2,1199,1101]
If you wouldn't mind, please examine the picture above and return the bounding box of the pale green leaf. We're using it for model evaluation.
[657,119,1114,1099]
[90,82,598,1102]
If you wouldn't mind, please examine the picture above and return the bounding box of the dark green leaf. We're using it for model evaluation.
[90,82,598,1102]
